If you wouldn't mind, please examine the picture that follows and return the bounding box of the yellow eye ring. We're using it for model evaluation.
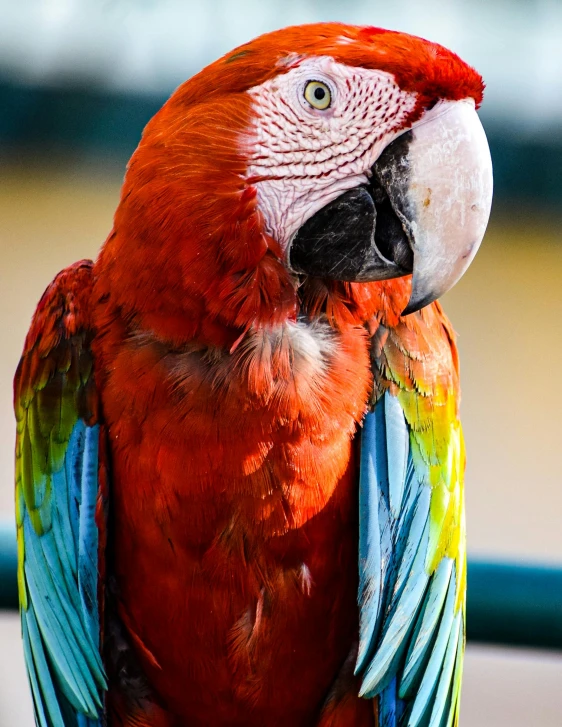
[304,80,332,110]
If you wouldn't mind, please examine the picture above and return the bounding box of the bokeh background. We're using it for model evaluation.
[1,1,561,725]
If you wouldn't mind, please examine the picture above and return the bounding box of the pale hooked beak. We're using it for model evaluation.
[289,99,493,314]
[376,100,493,314]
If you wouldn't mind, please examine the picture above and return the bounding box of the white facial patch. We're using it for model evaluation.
[244,57,418,251]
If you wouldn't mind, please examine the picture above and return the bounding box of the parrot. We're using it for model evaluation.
[14,22,492,727]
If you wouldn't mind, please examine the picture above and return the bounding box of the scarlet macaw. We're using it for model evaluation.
[14,23,492,727]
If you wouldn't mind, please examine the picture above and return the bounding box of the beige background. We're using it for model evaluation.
[1,162,561,724]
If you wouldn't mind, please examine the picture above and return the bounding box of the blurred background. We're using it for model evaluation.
[1,1,561,725]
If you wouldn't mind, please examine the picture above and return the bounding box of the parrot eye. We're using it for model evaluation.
[304,80,332,110]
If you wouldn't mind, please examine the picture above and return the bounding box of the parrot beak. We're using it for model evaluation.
[289,99,493,314]
[376,100,493,314]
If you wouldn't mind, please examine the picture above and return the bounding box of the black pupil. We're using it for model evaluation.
[314,86,326,101]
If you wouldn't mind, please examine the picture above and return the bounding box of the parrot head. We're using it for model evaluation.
[105,23,492,344]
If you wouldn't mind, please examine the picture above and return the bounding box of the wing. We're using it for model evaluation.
[355,302,465,727]
[14,261,108,727]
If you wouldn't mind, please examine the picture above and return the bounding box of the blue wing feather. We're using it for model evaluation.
[400,558,453,697]
[384,393,409,519]
[378,677,398,727]
[21,420,105,723]
[356,391,464,727]
[357,409,385,672]
[428,612,462,727]
[15,263,106,726]
[23,609,64,727]
[406,571,456,725]
[66,421,86,551]
[77,425,101,650]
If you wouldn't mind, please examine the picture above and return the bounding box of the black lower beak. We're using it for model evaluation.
[288,152,414,283]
